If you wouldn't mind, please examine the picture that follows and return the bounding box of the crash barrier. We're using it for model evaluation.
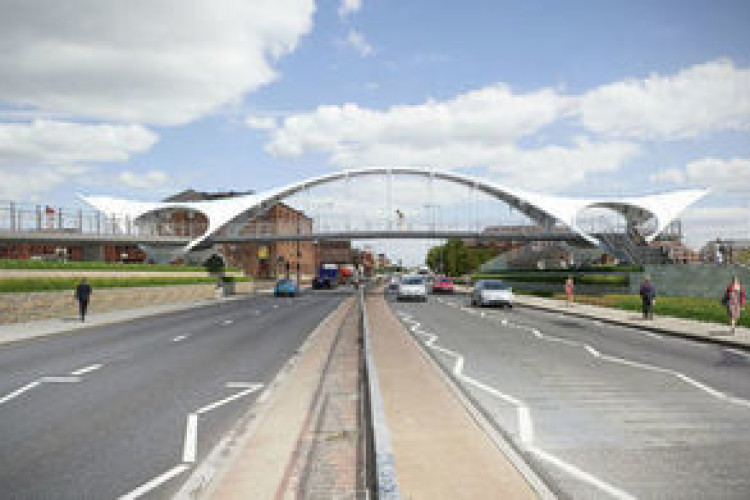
[359,286,401,499]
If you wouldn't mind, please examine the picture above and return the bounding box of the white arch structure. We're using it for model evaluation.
[79,166,708,253]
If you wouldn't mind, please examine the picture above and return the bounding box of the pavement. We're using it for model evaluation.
[513,293,750,350]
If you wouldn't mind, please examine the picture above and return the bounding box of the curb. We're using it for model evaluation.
[515,300,750,352]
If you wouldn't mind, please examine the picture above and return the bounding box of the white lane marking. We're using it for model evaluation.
[118,464,190,500]
[469,306,750,410]
[222,319,234,325]
[182,414,199,463]
[70,364,103,376]
[530,448,636,500]
[584,345,601,357]
[1,376,80,406]
[180,383,264,466]
[38,376,80,383]
[197,383,264,415]
[173,335,187,342]
[401,316,632,498]
[0,381,41,406]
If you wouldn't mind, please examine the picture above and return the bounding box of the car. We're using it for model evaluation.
[432,277,454,294]
[274,278,298,297]
[387,275,400,293]
[471,279,513,308]
[397,276,428,302]
[312,276,334,289]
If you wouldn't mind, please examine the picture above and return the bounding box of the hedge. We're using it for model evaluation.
[0,276,250,294]
[0,259,240,273]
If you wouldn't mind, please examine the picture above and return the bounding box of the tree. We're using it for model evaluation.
[426,239,499,276]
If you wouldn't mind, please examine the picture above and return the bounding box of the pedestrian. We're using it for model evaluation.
[564,275,575,307]
[74,278,92,322]
[723,276,746,334]
[639,275,656,320]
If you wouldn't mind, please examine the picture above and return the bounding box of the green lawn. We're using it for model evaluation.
[0,276,250,293]
[0,259,240,273]
[567,294,750,328]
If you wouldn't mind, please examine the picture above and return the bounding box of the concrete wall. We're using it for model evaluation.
[0,281,254,325]
[630,264,750,299]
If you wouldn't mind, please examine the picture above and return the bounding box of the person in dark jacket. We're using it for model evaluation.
[74,278,92,322]
[639,275,656,320]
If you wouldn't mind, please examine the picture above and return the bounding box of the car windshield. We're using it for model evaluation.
[480,281,507,290]
[402,277,424,285]
[278,279,293,285]
[438,279,452,284]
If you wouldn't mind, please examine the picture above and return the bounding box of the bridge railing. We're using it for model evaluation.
[0,201,203,239]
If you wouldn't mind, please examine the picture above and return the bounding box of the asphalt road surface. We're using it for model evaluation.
[0,290,348,499]
[391,292,750,500]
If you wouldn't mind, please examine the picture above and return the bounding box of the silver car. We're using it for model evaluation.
[471,279,514,308]
[397,276,428,302]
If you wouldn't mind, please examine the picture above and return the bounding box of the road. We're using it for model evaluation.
[390,292,750,500]
[0,290,348,499]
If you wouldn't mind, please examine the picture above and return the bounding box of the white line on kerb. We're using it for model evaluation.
[530,448,636,500]
[70,364,103,376]
[118,464,190,500]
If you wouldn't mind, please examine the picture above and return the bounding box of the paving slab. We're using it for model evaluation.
[366,292,540,499]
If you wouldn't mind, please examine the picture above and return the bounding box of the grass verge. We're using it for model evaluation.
[553,293,750,328]
[0,276,250,294]
[0,259,240,273]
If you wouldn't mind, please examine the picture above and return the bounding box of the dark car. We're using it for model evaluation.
[312,276,334,289]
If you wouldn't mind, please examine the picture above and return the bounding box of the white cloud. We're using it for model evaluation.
[0,0,315,125]
[581,59,750,140]
[117,170,171,190]
[683,157,750,192]
[339,0,362,19]
[267,84,573,158]
[245,115,278,131]
[0,164,91,199]
[0,120,157,165]
[0,120,158,198]
[649,168,686,185]
[344,29,374,57]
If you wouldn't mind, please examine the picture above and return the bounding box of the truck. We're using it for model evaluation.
[313,263,339,289]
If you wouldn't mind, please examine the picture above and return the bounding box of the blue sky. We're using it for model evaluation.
[1,0,749,258]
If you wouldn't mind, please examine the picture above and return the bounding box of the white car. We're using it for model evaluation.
[397,276,428,302]
[471,279,514,308]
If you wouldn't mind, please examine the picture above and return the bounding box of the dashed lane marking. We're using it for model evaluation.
[0,376,80,406]
[70,364,103,376]
[173,335,187,342]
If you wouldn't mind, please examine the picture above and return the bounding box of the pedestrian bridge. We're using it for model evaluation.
[2,167,707,257]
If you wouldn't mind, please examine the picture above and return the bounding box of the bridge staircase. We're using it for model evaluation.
[594,226,669,266]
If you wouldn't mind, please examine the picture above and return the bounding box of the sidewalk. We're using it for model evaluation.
[514,294,750,349]
[366,292,542,499]
[0,296,244,346]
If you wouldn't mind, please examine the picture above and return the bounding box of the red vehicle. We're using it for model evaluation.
[432,277,454,294]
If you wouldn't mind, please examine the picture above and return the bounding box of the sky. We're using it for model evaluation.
[0,0,749,263]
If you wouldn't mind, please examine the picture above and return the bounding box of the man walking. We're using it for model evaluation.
[639,275,656,320]
[75,278,92,322]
